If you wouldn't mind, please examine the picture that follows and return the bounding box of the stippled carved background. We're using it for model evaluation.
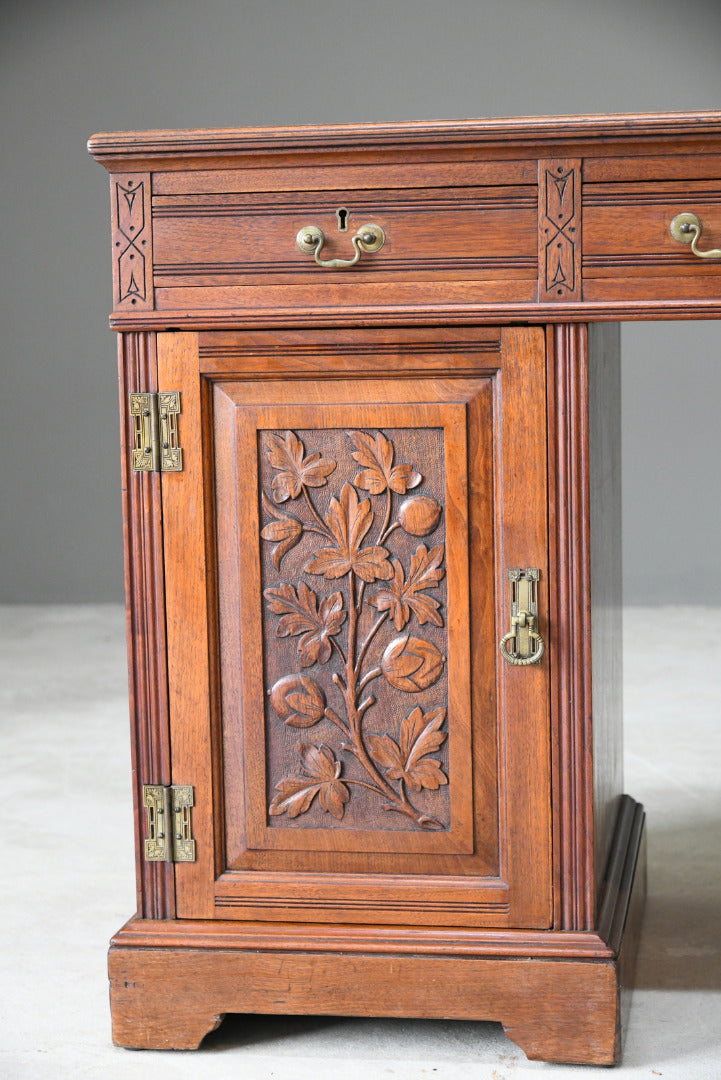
[258,426,449,831]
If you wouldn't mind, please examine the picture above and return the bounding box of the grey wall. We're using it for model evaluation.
[1,0,720,603]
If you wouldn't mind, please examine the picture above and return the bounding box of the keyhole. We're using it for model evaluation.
[336,207,349,232]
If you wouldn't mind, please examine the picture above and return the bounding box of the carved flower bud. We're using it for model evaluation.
[269,674,326,727]
[398,495,441,536]
[381,635,445,692]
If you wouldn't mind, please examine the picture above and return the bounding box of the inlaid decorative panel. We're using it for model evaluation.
[110,173,154,310]
[538,159,582,301]
[258,426,449,832]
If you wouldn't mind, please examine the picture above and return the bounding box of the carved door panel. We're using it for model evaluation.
[160,326,551,929]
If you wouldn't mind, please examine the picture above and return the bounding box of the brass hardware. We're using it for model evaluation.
[142,784,196,862]
[158,391,182,471]
[129,392,158,472]
[129,391,183,472]
[670,212,721,260]
[499,568,545,666]
[296,222,385,268]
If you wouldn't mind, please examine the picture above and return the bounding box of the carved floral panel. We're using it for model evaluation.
[258,426,449,832]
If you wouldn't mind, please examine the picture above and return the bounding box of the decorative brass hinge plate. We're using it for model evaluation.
[142,784,196,862]
[129,391,183,473]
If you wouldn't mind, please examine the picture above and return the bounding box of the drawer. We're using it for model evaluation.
[583,177,721,302]
[146,163,538,314]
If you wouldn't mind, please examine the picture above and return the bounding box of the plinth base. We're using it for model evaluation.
[109,797,645,1065]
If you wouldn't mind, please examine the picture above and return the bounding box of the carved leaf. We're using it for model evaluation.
[348,429,422,495]
[368,544,445,630]
[368,707,447,792]
[365,733,405,773]
[264,583,345,666]
[266,430,336,503]
[269,743,349,820]
[381,634,445,692]
[260,494,303,569]
[269,673,326,727]
[268,777,321,818]
[305,483,393,582]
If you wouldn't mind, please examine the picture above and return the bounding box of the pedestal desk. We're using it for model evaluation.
[88,112,721,1065]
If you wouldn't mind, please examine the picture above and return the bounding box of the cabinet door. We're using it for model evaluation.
[160,326,551,929]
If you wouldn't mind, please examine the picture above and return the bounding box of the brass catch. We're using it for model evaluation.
[499,568,545,666]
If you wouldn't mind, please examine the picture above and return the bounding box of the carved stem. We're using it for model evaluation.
[302,484,334,539]
[358,666,382,692]
[343,778,388,795]
[301,522,331,536]
[323,706,349,736]
[379,488,393,543]
[355,611,388,677]
[341,573,435,828]
[331,637,347,667]
[343,727,401,804]
[342,569,401,804]
[382,804,444,830]
[345,690,439,828]
[347,569,359,688]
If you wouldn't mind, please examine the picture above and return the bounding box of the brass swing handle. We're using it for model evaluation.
[670,213,721,260]
[296,223,385,268]
[499,568,545,666]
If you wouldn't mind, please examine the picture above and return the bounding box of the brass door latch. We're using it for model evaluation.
[499,568,545,666]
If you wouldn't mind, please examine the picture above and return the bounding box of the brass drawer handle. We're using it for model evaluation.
[499,568,545,666]
[296,223,385,268]
[670,212,721,260]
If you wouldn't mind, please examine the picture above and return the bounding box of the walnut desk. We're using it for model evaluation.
[88,112,721,1065]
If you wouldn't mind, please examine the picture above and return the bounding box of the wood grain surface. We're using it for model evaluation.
[91,114,673,1064]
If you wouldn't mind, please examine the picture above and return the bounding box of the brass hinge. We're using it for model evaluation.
[129,391,183,473]
[142,784,196,862]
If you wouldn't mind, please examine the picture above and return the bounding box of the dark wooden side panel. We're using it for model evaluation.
[588,323,623,904]
[118,332,174,918]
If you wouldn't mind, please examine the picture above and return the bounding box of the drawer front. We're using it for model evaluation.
[114,161,536,316]
[106,149,721,322]
[583,176,721,302]
[152,185,536,286]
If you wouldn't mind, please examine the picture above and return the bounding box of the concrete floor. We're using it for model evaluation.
[1,605,719,1079]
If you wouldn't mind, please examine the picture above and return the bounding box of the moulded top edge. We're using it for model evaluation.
[87,110,721,163]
